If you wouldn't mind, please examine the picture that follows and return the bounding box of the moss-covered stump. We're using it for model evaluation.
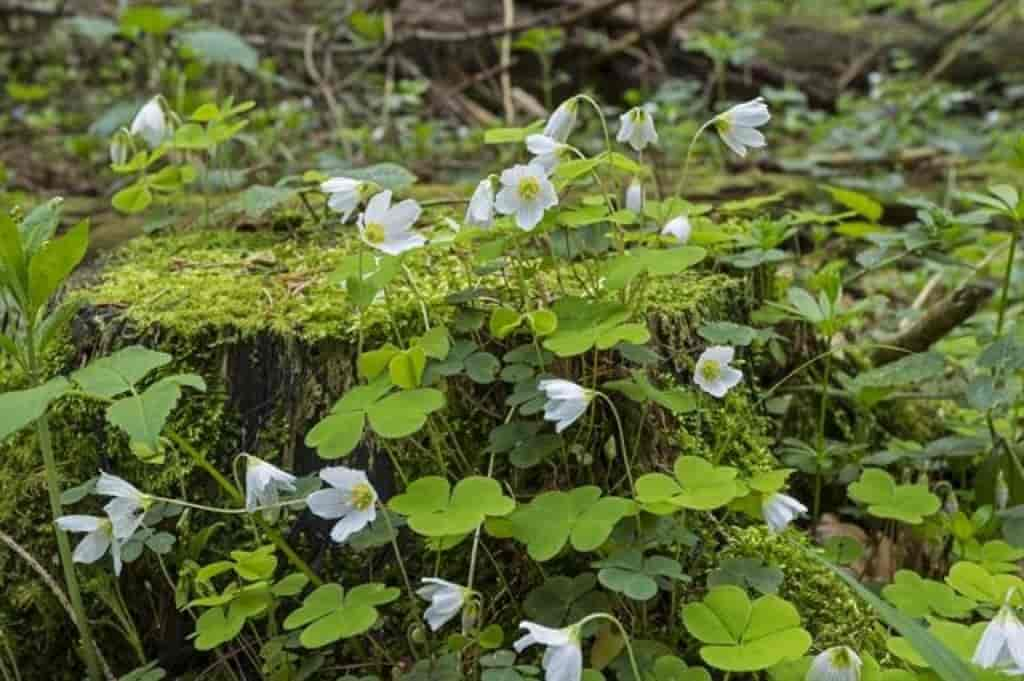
[0,228,748,677]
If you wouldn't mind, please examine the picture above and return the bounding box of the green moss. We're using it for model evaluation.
[672,388,778,475]
[717,525,888,658]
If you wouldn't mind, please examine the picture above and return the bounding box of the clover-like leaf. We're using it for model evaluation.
[106,374,207,464]
[945,561,1024,607]
[389,476,515,538]
[542,299,650,358]
[848,468,940,524]
[882,570,975,620]
[602,247,706,291]
[682,586,811,672]
[593,549,684,601]
[635,457,743,513]
[708,558,782,596]
[523,573,610,628]
[283,582,398,649]
[505,486,636,561]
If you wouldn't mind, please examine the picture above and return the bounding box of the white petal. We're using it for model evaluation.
[701,345,735,365]
[495,186,520,216]
[57,515,103,533]
[384,199,423,233]
[319,466,367,492]
[104,498,144,539]
[500,165,526,187]
[110,537,124,576]
[728,98,770,127]
[377,231,427,256]
[544,100,577,142]
[329,506,376,543]
[974,618,1006,667]
[96,472,142,500]
[729,126,766,149]
[527,134,561,156]
[516,202,545,231]
[364,191,393,223]
[539,379,586,401]
[321,177,360,193]
[719,366,743,392]
[625,181,644,214]
[662,216,691,243]
[616,112,635,144]
[543,644,582,681]
[72,530,111,565]
[517,622,571,648]
[307,488,350,520]
[718,128,748,157]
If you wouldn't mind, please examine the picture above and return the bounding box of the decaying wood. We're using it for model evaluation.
[872,283,993,365]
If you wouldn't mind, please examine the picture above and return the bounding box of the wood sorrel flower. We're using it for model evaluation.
[358,190,425,255]
[465,177,495,228]
[96,472,150,540]
[538,379,595,433]
[56,515,124,576]
[543,97,579,143]
[693,345,742,398]
[713,97,770,157]
[495,163,558,231]
[625,178,644,214]
[417,578,469,631]
[973,600,1024,673]
[244,455,297,512]
[526,134,570,172]
[321,177,367,223]
[807,646,862,681]
[515,622,582,681]
[661,215,692,243]
[763,493,807,534]
[616,105,658,152]
[307,467,378,543]
[130,95,168,149]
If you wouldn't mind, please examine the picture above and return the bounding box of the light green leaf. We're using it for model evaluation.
[27,219,89,313]
[0,377,70,441]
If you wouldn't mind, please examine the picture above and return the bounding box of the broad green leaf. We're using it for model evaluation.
[635,456,742,512]
[71,346,173,398]
[945,561,1024,606]
[179,29,259,71]
[602,247,706,291]
[112,184,154,214]
[848,468,940,524]
[509,487,635,561]
[883,570,975,619]
[27,220,89,314]
[823,185,883,222]
[0,377,70,441]
[389,347,426,389]
[366,388,445,438]
[106,375,205,463]
[392,476,515,538]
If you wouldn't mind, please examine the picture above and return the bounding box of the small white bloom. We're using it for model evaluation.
[526,134,569,172]
[417,578,468,631]
[806,646,862,681]
[130,96,168,149]
[465,178,495,228]
[625,178,644,214]
[713,97,770,157]
[56,515,124,576]
[538,379,595,434]
[661,215,692,243]
[495,163,559,231]
[973,602,1024,673]
[244,455,297,513]
[307,467,378,543]
[616,106,658,152]
[763,493,808,534]
[109,129,130,165]
[358,190,425,256]
[693,345,742,398]
[321,177,365,223]
[543,98,579,143]
[95,472,149,539]
[515,622,582,681]
[997,469,1010,511]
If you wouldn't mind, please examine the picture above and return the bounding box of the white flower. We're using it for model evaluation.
[526,134,569,172]
[55,515,124,575]
[807,646,862,681]
[625,179,644,214]
[616,106,658,152]
[713,97,770,157]
[997,469,1010,511]
[763,493,808,534]
[543,98,579,143]
[321,177,365,222]
[693,345,742,398]
[244,455,297,513]
[358,190,425,256]
[662,215,692,243]
[95,472,149,540]
[538,379,595,434]
[109,129,130,165]
[973,602,1024,673]
[465,178,495,228]
[417,578,468,631]
[495,163,559,231]
[307,467,378,543]
[515,622,582,681]
[130,96,168,149]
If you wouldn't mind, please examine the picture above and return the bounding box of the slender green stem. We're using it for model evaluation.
[997,224,1019,336]
[401,263,432,332]
[674,119,714,196]
[25,330,104,681]
[575,94,613,156]
[578,614,642,681]
[167,433,322,586]
[597,393,635,495]
[814,350,833,519]
[380,504,417,606]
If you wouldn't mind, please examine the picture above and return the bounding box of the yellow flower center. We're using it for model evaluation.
[518,176,541,201]
[715,116,732,134]
[351,482,375,511]
[828,648,855,670]
[700,359,722,383]
[364,222,386,244]
[631,109,645,122]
